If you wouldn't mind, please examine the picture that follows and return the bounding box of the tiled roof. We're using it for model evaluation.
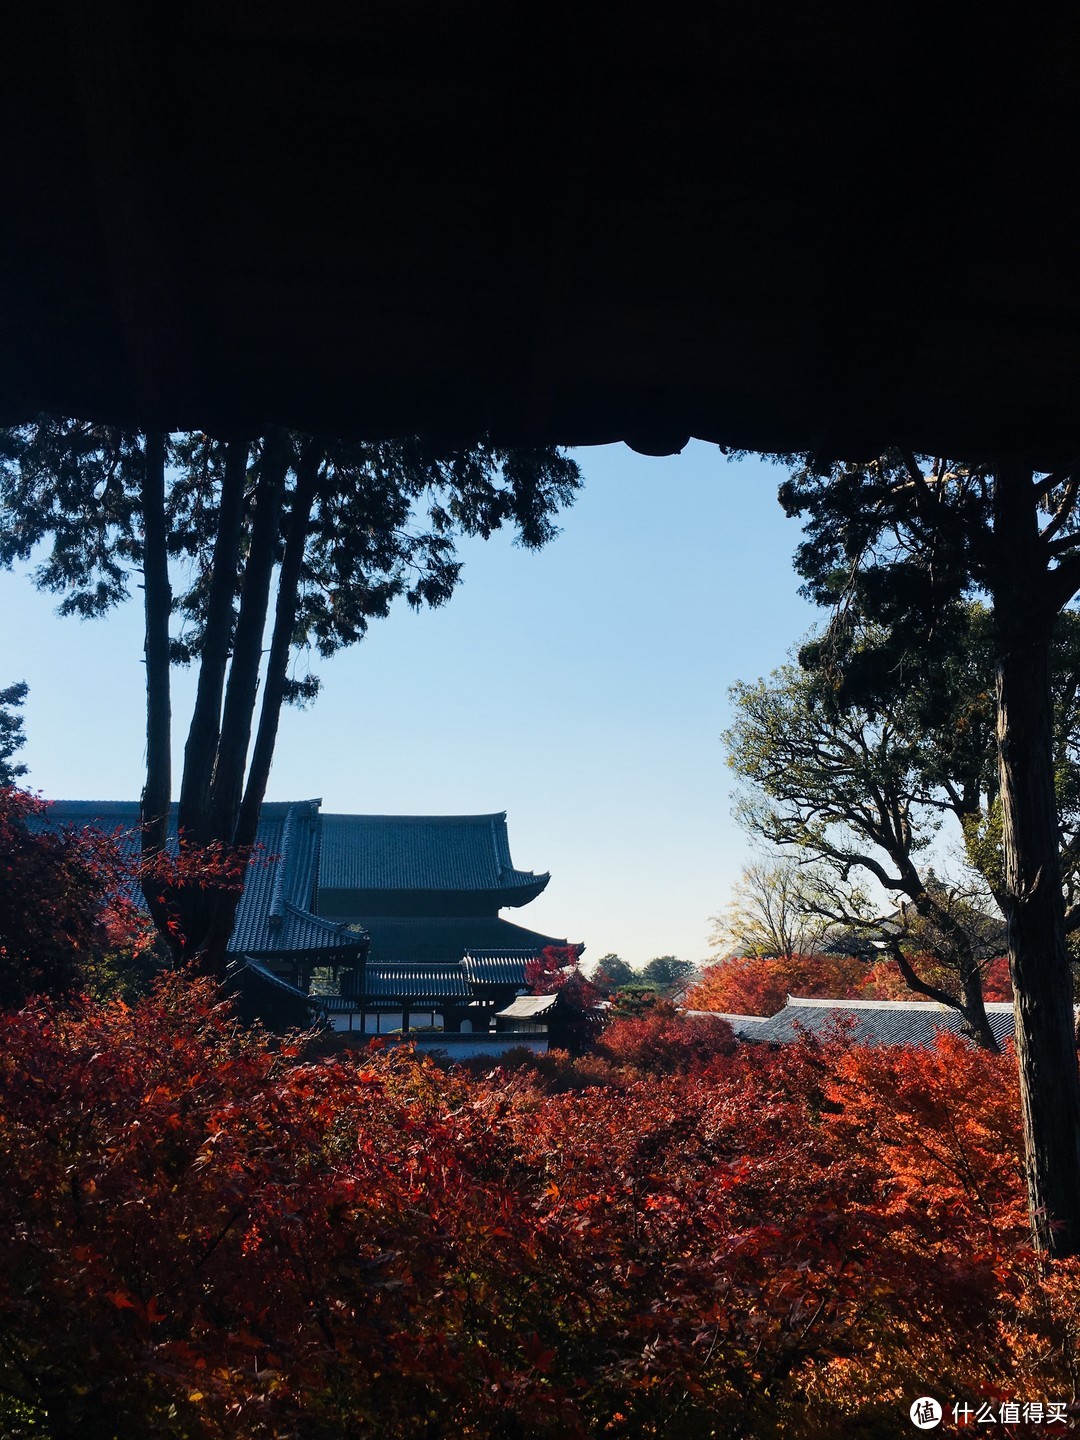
[226,957,320,1029]
[234,956,314,1002]
[318,812,549,899]
[684,1010,771,1029]
[462,950,535,986]
[242,904,366,960]
[228,803,355,955]
[357,916,569,967]
[34,801,564,983]
[36,799,361,961]
[497,994,560,1020]
[741,997,1018,1049]
[362,964,472,1001]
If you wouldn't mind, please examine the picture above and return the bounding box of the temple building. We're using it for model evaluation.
[313,812,573,1034]
[39,801,577,1035]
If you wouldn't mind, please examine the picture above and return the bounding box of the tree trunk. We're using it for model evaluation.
[236,446,320,848]
[178,436,248,845]
[993,462,1080,1257]
[191,447,319,974]
[208,433,290,840]
[958,957,999,1054]
[897,869,999,1051]
[888,939,996,1050]
[177,433,289,975]
[138,431,174,938]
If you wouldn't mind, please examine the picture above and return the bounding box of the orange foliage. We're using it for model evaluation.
[0,976,1075,1437]
[685,951,873,1015]
[0,786,152,1006]
[688,950,1015,1014]
[595,1000,736,1074]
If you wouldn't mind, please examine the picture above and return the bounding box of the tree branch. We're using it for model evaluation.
[888,938,964,1011]
[1034,468,1074,502]
[1048,551,1080,611]
[1040,469,1080,546]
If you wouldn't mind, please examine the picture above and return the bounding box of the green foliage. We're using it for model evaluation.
[589,952,636,992]
[639,954,697,996]
[81,940,171,1006]
[724,632,1013,1034]
[775,454,1080,918]
[0,423,581,670]
[608,983,663,1019]
[0,680,28,784]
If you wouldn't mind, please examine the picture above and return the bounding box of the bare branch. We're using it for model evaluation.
[888,938,964,1011]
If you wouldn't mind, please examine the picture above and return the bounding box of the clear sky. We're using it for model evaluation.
[2,443,820,968]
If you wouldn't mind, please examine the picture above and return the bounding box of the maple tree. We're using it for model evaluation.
[0,787,151,1008]
[594,1001,736,1075]
[525,944,603,1054]
[0,822,1072,1437]
[861,951,1013,1003]
[686,951,872,1017]
[2,965,1079,1437]
[685,950,1016,1017]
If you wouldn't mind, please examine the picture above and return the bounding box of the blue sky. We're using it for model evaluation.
[2,443,819,967]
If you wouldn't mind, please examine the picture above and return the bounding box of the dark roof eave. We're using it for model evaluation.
[242,940,367,961]
[319,882,551,917]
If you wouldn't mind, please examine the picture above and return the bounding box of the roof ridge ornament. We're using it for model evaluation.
[267,806,295,928]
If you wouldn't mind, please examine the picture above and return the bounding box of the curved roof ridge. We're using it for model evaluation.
[267,806,295,923]
[44,797,323,814]
[281,900,362,940]
[320,811,508,825]
[786,995,954,1011]
[44,799,142,814]
[317,812,549,899]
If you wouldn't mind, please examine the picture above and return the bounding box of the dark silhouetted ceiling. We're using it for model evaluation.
[5,5,1080,462]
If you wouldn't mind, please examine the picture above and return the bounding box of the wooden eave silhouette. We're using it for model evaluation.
[5,5,1080,464]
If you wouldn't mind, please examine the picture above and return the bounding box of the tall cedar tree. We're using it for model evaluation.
[0,422,580,975]
[779,451,1080,1256]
